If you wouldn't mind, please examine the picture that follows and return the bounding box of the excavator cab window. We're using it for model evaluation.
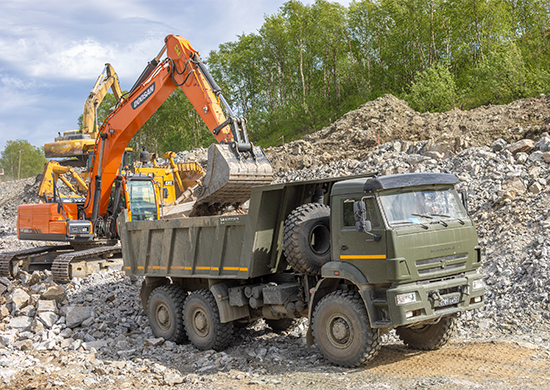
[127,178,158,221]
[123,149,134,171]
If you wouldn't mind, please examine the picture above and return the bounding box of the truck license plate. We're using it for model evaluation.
[439,296,459,307]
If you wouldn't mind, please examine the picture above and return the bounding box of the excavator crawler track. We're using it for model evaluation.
[51,244,121,284]
[0,243,121,283]
[0,245,73,278]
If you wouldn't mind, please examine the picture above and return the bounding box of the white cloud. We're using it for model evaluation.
[0,0,352,150]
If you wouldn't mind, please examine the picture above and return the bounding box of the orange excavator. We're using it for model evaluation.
[1,34,272,282]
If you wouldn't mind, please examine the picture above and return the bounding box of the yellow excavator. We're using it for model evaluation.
[134,151,204,205]
[44,63,123,166]
[37,161,89,202]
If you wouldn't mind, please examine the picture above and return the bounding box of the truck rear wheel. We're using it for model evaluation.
[147,285,187,343]
[396,316,457,350]
[183,289,234,351]
[312,290,380,367]
[283,203,331,276]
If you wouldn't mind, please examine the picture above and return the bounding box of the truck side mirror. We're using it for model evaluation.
[353,201,372,232]
[459,189,469,215]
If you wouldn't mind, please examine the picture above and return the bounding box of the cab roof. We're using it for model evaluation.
[331,172,460,196]
[363,173,459,192]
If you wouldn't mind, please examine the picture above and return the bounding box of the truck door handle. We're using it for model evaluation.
[340,245,348,251]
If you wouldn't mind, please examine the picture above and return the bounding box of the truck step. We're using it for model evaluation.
[371,298,388,306]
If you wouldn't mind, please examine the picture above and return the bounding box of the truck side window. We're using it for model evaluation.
[343,198,380,228]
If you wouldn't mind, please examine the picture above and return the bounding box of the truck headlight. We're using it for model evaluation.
[396,292,416,305]
[472,279,484,290]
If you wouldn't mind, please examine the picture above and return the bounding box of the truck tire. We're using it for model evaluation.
[147,285,187,343]
[312,290,380,367]
[266,318,299,333]
[183,289,234,351]
[396,316,457,350]
[283,203,331,276]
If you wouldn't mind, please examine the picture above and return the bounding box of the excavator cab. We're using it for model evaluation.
[124,175,160,221]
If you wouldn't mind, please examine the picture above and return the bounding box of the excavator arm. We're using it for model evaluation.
[37,161,88,202]
[82,63,123,139]
[85,34,272,224]
[44,63,124,163]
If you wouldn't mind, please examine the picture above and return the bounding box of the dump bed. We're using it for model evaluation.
[118,174,373,280]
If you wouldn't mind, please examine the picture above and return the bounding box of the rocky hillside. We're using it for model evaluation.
[1,94,550,388]
[265,93,550,172]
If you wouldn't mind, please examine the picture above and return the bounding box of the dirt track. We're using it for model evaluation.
[2,338,548,390]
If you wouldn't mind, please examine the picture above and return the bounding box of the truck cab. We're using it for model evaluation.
[325,173,484,330]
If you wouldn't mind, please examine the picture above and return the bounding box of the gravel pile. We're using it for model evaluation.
[0,269,322,387]
[271,136,550,338]
[1,93,550,387]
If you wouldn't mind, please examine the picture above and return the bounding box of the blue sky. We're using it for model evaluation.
[0,0,350,152]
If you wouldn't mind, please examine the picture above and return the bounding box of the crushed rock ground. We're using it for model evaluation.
[1,94,550,389]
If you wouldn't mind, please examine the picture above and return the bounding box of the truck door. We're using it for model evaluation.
[333,196,387,281]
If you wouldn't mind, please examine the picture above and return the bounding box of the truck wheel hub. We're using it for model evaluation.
[156,305,170,330]
[193,310,209,335]
[329,316,351,345]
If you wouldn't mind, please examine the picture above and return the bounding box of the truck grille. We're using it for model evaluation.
[416,253,467,275]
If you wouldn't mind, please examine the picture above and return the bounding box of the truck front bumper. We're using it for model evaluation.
[368,272,485,328]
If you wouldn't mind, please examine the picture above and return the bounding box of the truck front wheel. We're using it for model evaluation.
[183,289,234,351]
[313,290,380,367]
[147,285,187,343]
[396,316,457,350]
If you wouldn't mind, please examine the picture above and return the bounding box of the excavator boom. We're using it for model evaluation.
[82,63,123,139]
[86,34,272,222]
[44,63,123,162]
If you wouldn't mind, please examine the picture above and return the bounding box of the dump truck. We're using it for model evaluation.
[118,172,485,367]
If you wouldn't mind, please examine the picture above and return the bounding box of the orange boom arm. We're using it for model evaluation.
[86,35,235,221]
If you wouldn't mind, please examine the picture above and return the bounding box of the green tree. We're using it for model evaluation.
[0,140,47,180]
[408,63,457,112]
[464,42,527,107]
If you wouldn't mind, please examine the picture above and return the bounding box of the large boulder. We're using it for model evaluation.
[42,285,66,302]
[63,306,94,328]
[10,289,30,311]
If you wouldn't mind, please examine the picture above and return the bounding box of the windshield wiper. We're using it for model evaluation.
[430,220,448,227]
[393,219,429,229]
[411,213,433,219]
[429,213,450,218]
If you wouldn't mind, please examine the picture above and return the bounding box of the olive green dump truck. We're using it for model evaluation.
[118,172,485,367]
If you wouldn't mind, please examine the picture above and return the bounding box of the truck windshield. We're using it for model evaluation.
[379,187,467,227]
[128,180,158,221]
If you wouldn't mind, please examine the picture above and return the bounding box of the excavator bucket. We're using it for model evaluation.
[195,144,273,206]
